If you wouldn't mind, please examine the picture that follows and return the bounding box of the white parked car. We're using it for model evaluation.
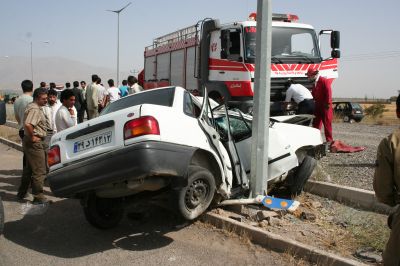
[48,86,325,229]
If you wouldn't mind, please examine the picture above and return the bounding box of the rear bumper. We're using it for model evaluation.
[48,141,196,198]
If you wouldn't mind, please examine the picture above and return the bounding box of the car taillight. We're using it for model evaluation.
[124,116,160,140]
[48,145,61,167]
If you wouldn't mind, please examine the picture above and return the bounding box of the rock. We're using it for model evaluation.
[354,247,383,263]
[256,210,279,221]
[267,217,282,227]
[300,211,316,222]
[258,220,269,228]
[311,201,322,209]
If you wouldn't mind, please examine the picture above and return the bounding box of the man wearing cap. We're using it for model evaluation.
[306,68,333,143]
[373,95,400,265]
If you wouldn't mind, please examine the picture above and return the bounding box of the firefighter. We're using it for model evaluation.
[306,68,333,143]
[373,95,400,265]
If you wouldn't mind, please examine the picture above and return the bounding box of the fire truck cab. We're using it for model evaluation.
[143,13,340,114]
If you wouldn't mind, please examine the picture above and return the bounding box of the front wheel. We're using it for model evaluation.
[287,156,317,197]
[175,166,216,220]
[83,194,124,229]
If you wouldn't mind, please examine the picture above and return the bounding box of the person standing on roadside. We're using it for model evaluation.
[127,76,143,94]
[65,82,71,90]
[86,74,99,119]
[22,88,52,204]
[80,81,88,120]
[42,89,61,146]
[119,80,129,97]
[96,77,106,113]
[306,68,333,143]
[103,79,120,106]
[374,95,400,265]
[55,89,77,132]
[72,81,85,123]
[14,80,33,200]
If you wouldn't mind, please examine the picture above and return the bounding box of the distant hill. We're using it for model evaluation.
[0,56,131,92]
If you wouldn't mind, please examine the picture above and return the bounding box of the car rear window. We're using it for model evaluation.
[100,87,175,115]
[351,103,362,110]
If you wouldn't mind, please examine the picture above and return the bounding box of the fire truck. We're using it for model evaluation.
[143,13,340,114]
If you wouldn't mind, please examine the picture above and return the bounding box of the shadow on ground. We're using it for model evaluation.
[3,198,187,258]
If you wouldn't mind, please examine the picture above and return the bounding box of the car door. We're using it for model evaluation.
[197,89,233,191]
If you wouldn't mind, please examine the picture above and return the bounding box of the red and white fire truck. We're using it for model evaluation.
[143,13,340,114]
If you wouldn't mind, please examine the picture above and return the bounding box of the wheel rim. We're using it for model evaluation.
[184,179,210,210]
[343,116,349,122]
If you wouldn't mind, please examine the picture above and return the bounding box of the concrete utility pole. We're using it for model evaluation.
[107,2,132,86]
[250,0,272,196]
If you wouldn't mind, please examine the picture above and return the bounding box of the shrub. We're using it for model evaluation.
[364,103,388,119]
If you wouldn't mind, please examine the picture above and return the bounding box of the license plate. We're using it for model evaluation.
[73,131,112,153]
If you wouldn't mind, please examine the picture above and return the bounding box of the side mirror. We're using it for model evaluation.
[0,101,6,125]
[331,31,340,49]
[331,49,341,58]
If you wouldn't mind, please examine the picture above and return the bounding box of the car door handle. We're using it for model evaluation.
[219,71,225,74]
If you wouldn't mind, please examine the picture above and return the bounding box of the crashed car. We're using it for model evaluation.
[48,86,325,229]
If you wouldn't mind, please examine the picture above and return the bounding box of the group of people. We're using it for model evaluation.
[284,68,333,143]
[12,74,143,205]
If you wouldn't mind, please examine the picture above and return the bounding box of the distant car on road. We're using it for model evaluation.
[47,86,325,229]
[333,101,364,123]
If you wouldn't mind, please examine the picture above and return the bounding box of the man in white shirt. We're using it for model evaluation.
[104,79,120,106]
[127,75,143,94]
[284,80,315,115]
[55,89,77,132]
[42,88,62,145]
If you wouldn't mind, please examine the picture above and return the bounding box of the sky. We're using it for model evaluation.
[1,0,400,98]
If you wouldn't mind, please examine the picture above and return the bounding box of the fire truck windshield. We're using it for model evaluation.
[244,26,321,64]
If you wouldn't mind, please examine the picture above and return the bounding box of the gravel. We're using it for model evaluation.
[317,122,399,191]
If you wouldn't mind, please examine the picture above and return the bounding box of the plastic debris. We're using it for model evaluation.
[20,202,49,215]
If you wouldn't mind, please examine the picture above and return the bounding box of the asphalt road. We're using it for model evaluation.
[0,143,294,266]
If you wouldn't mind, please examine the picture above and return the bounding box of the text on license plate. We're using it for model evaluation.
[74,131,112,153]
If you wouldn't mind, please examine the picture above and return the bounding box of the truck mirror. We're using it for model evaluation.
[0,100,6,125]
[331,31,340,49]
[331,49,341,59]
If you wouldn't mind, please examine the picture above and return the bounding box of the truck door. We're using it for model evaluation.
[211,28,243,83]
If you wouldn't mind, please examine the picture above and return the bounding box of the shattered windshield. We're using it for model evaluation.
[214,112,252,142]
[244,26,321,64]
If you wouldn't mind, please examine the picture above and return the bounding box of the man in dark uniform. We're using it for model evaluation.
[22,88,52,204]
[72,81,85,123]
[374,95,400,265]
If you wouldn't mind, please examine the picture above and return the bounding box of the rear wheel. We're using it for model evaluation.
[83,194,124,229]
[287,156,317,197]
[343,115,350,123]
[175,166,216,220]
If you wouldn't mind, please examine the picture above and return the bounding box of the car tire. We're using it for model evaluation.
[287,156,317,197]
[83,194,124,230]
[343,115,350,123]
[0,196,4,235]
[175,165,216,220]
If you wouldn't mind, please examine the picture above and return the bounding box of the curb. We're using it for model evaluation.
[0,137,22,152]
[202,212,365,266]
[304,180,392,214]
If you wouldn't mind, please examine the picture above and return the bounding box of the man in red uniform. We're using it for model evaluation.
[306,68,333,143]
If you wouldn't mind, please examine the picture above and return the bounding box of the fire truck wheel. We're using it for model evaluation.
[288,156,316,197]
[83,194,124,229]
[175,166,216,220]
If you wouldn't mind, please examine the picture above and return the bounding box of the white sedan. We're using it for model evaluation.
[47,86,324,229]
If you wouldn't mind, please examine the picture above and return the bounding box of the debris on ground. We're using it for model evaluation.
[354,247,383,263]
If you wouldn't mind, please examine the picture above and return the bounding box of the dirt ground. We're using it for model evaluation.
[214,192,389,264]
